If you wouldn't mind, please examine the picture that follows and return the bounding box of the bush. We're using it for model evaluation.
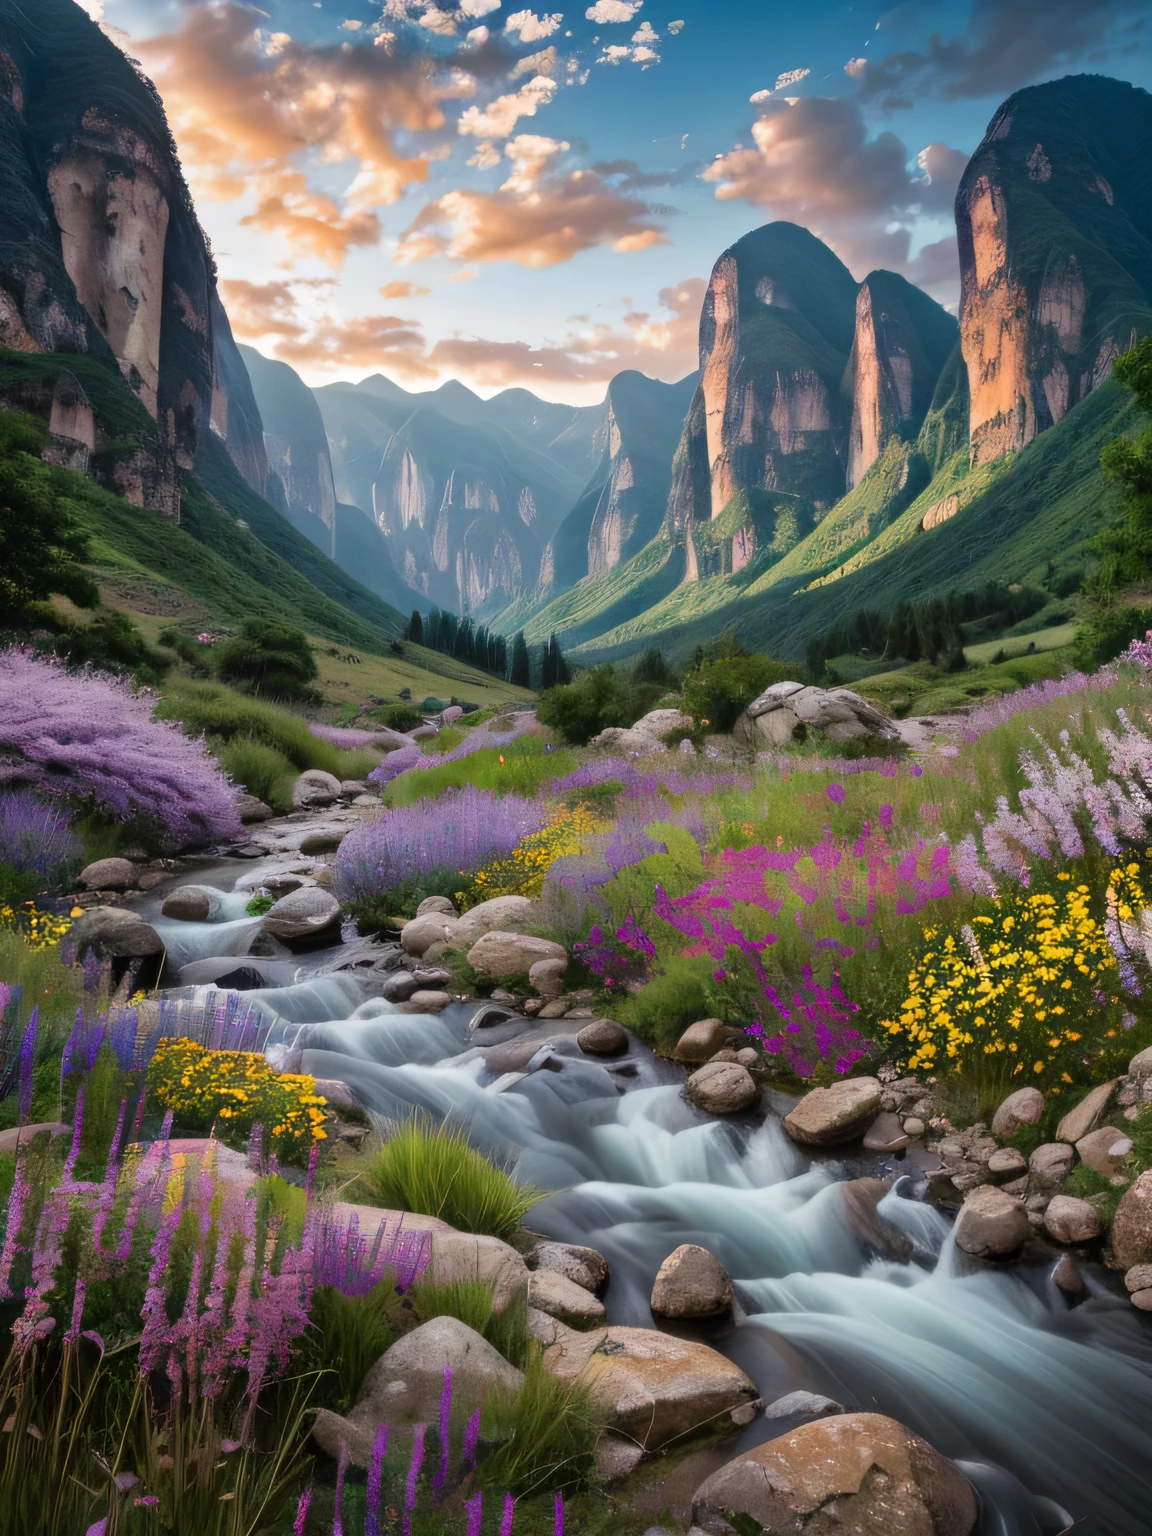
[359,1117,541,1241]
[344,869,467,932]
[41,609,171,685]
[614,955,717,1050]
[0,792,83,906]
[215,617,320,704]
[380,701,423,732]
[300,1282,395,1414]
[1074,604,1152,670]
[682,643,791,733]
[632,647,678,688]
[0,410,98,629]
[215,737,298,812]
[536,666,666,746]
[412,1278,530,1366]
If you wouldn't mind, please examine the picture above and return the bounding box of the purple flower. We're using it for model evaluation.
[436,1365,454,1492]
[466,1492,484,1536]
[333,1447,349,1536]
[463,1407,480,1466]
[292,1486,312,1536]
[404,1425,426,1536]
[17,1005,38,1123]
[0,1158,29,1301]
[554,1493,565,1536]
[365,1423,388,1536]
[63,1085,85,1182]
[501,1492,516,1536]
[825,784,845,804]
[0,792,81,884]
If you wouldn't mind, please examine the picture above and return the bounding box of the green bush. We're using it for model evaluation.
[0,409,98,629]
[412,1278,531,1366]
[536,666,666,746]
[1074,604,1152,669]
[384,737,578,808]
[216,737,298,812]
[632,647,678,688]
[345,871,465,931]
[381,701,424,731]
[682,643,791,733]
[615,955,717,1051]
[360,1117,542,1242]
[215,617,320,704]
[41,609,171,685]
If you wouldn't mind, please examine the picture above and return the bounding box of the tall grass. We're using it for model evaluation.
[412,1278,531,1367]
[385,738,578,808]
[479,1350,607,1496]
[359,1118,542,1242]
[299,1282,394,1414]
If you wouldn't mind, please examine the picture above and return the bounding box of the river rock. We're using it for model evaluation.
[453,894,539,945]
[400,912,459,956]
[467,931,567,980]
[1056,1080,1118,1144]
[409,990,452,1012]
[237,793,273,823]
[541,1325,759,1449]
[650,1244,733,1318]
[763,1390,845,1422]
[863,1111,910,1152]
[595,1435,646,1483]
[292,769,342,809]
[299,829,348,854]
[1131,1289,1152,1312]
[1076,1125,1130,1177]
[528,1268,606,1327]
[417,895,457,917]
[1124,1263,1152,1292]
[262,886,341,944]
[672,1018,741,1063]
[1112,1170,1152,1269]
[78,856,137,891]
[954,1185,1029,1258]
[685,1061,758,1115]
[1043,1195,1103,1244]
[529,957,568,998]
[903,1116,926,1137]
[0,1122,70,1155]
[986,1146,1028,1179]
[313,1316,523,1467]
[841,1178,914,1262]
[990,1086,1045,1137]
[70,906,164,958]
[380,970,421,1001]
[161,884,222,922]
[783,1077,882,1147]
[528,1242,609,1293]
[690,1412,977,1536]
[1029,1142,1075,1187]
[577,1019,628,1056]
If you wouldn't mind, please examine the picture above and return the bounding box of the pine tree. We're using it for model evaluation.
[406,609,423,645]
[510,631,531,687]
[550,634,571,685]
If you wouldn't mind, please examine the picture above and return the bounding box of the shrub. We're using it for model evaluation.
[359,1117,541,1241]
[216,737,298,813]
[467,803,604,905]
[41,609,171,685]
[344,868,468,931]
[0,648,242,846]
[380,701,423,732]
[0,410,98,628]
[614,955,716,1050]
[479,1349,606,1495]
[536,666,666,746]
[300,1282,395,1414]
[411,1275,533,1365]
[0,792,83,906]
[632,647,678,688]
[215,617,320,704]
[682,644,791,732]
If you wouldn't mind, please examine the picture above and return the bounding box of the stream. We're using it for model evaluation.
[144,846,1152,1536]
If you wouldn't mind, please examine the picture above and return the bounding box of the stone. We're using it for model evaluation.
[529,957,568,999]
[408,991,452,1012]
[1051,1255,1087,1298]
[762,1390,845,1421]
[954,1185,1029,1258]
[736,683,899,748]
[690,1413,977,1536]
[299,829,348,854]
[292,769,342,810]
[783,1077,882,1147]
[685,1061,758,1115]
[1043,1195,1103,1244]
[237,793,273,823]
[417,896,457,917]
[467,930,567,980]
[595,1435,646,1483]
[862,1111,910,1152]
[841,1178,914,1262]
[1056,1080,1118,1144]
[990,1085,1045,1137]
[234,868,313,896]
[78,856,136,891]
[577,1019,628,1056]
[262,886,341,945]
[1029,1142,1075,1186]
[161,884,222,922]
[1112,1170,1152,1269]
[1131,1289,1152,1312]
[313,1317,523,1467]
[650,1244,733,1318]
[903,1117,926,1137]
[0,1122,70,1155]
[528,1242,609,1294]
[538,1000,570,1019]
[541,1325,759,1450]
[381,971,420,1002]
[1129,1045,1152,1076]
[528,1268,606,1327]
[1124,1263,1152,1292]
[672,1018,741,1064]
[410,725,437,741]
[309,1078,359,1114]
[1076,1125,1130,1177]
[400,912,460,956]
[986,1146,1028,1178]
[453,894,539,945]
[70,906,164,959]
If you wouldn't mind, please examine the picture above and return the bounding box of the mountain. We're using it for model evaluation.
[239,344,337,555]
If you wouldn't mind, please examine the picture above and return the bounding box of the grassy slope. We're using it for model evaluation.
[515,535,686,647]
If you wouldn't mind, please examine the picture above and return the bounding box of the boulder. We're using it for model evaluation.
[0,1122,70,1155]
[1124,1263,1152,1292]
[529,957,568,999]
[528,1242,609,1294]
[903,1117,926,1138]
[313,1317,523,1467]
[1128,1045,1152,1077]
[690,1413,977,1536]
[400,912,460,956]
[381,971,420,1002]
[986,1146,1027,1178]
[650,1244,733,1318]
[1043,1196,1103,1244]
[954,1185,1029,1258]
[291,769,342,810]
[1056,1080,1118,1144]
[990,1086,1045,1138]
[234,868,313,896]
[368,726,417,751]
[541,1325,759,1450]
[736,683,898,748]
[1029,1142,1075,1187]
[1112,1170,1152,1269]
[588,709,693,755]
[453,894,539,945]
[783,1078,882,1147]
[261,886,342,945]
[577,1019,629,1056]
[763,1390,845,1422]
[299,829,348,855]
[672,1019,742,1064]
[685,1061,758,1115]
[417,895,458,917]
[595,1435,646,1484]
[309,1078,359,1114]
[863,1111,910,1152]
[1075,1125,1131,1177]
[467,931,567,980]
[161,884,222,922]
[528,1268,606,1327]
[408,990,452,1012]
[78,856,136,891]
[70,906,164,959]
[237,793,273,824]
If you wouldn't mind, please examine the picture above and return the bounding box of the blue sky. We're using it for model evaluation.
[88,0,1152,401]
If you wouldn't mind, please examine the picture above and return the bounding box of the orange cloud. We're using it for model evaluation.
[218,278,309,339]
[379,280,431,298]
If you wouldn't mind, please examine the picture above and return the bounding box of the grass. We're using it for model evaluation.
[963,621,1079,665]
[412,1279,531,1367]
[298,1281,396,1414]
[359,1118,543,1243]
[848,644,1076,718]
[478,1350,608,1497]
[384,737,578,809]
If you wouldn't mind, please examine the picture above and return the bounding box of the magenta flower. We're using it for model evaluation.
[463,1407,481,1467]
[826,783,845,804]
[333,1447,349,1536]
[501,1492,516,1536]
[554,1493,565,1536]
[436,1365,454,1492]
[365,1423,388,1536]
[466,1492,484,1536]
[404,1425,426,1536]
[292,1486,312,1536]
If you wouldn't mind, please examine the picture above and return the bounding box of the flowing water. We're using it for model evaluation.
[152,859,1152,1536]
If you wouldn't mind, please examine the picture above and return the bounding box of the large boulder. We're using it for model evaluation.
[453,894,538,945]
[400,912,460,956]
[953,1186,1029,1258]
[467,930,567,980]
[783,1078,882,1147]
[691,1413,977,1536]
[1056,1080,1117,1144]
[417,895,458,917]
[161,884,223,922]
[529,956,567,998]
[1028,1141,1075,1188]
[542,1325,759,1449]
[528,1268,606,1327]
[589,709,694,757]
[577,1019,628,1056]
[313,1317,523,1467]
[1075,1125,1131,1177]
[292,769,342,809]
[685,1061,758,1115]
[672,1018,742,1064]
[1112,1170,1152,1269]
[990,1086,1045,1138]
[237,793,273,824]
[70,906,164,959]
[1129,1045,1152,1076]
[78,856,137,891]
[1043,1196,1103,1244]
[528,1241,608,1293]
[650,1244,733,1318]
[262,886,341,945]
[736,682,898,748]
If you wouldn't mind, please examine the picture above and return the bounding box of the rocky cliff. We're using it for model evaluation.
[240,345,337,556]
[956,75,1152,466]
[0,0,265,515]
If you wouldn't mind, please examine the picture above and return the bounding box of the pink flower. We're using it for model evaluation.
[826,783,845,804]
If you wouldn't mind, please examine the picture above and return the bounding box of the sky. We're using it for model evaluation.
[84,0,1152,404]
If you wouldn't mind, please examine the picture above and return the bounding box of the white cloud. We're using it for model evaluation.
[76,0,104,16]
[429,67,477,96]
[667,18,683,32]
[774,67,810,90]
[512,45,559,77]
[419,6,458,33]
[631,19,658,42]
[460,0,502,13]
[749,88,770,103]
[505,10,563,41]
[585,0,640,21]
[598,43,630,62]
[340,18,363,30]
[467,140,502,168]
[844,57,867,77]
[456,74,556,136]
[465,25,490,43]
[630,43,657,62]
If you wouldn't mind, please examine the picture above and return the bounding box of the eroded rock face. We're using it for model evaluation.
[956,77,1152,467]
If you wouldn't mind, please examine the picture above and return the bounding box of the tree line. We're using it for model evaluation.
[405,607,570,690]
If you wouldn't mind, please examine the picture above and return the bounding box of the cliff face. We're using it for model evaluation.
[957,75,1152,466]
[240,345,336,556]
[209,294,266,496]
[0,0,265,515]
[844,271,958,488]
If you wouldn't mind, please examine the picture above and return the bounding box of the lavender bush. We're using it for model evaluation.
[368,725,530,789]
[0,649,242,846]
[0,792,82,899]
